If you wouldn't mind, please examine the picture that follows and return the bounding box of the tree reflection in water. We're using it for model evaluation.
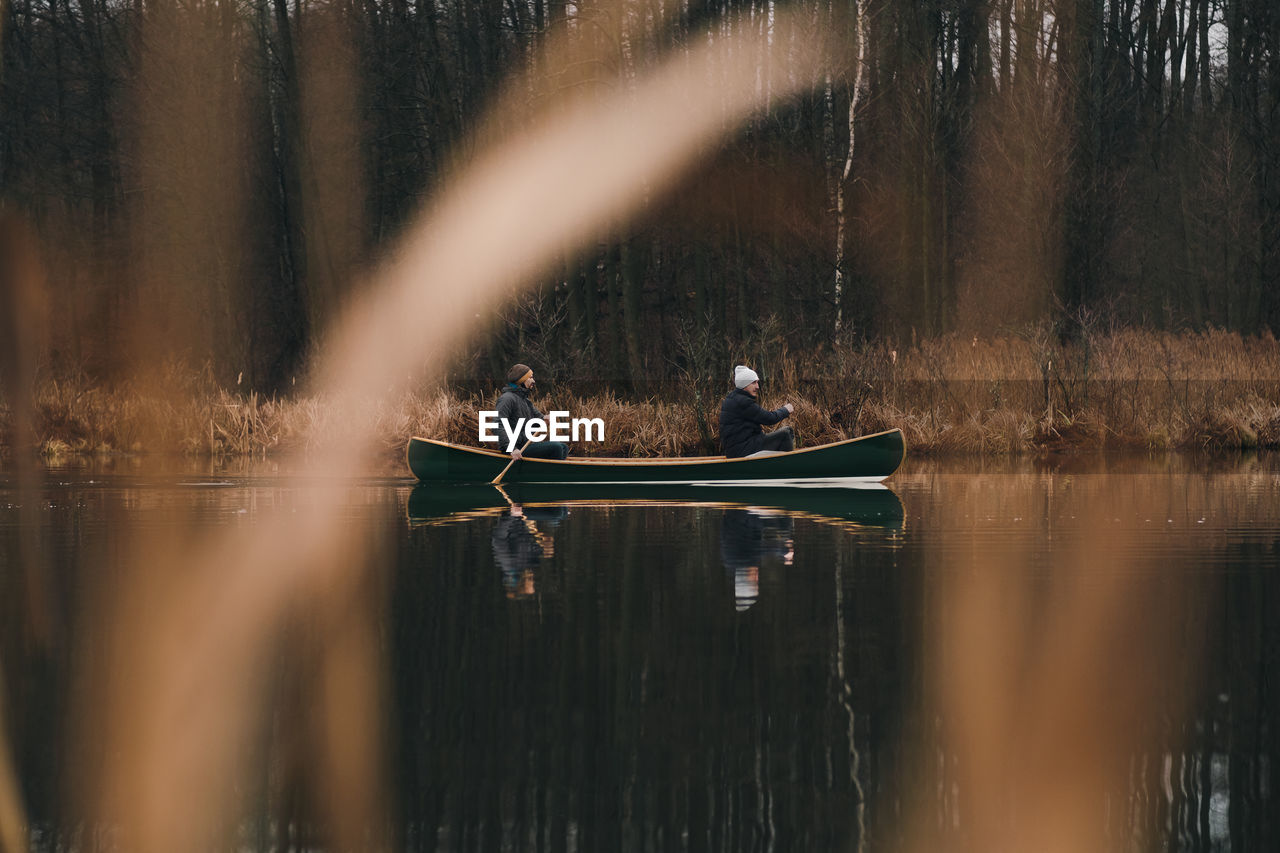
[392,470,1280,853]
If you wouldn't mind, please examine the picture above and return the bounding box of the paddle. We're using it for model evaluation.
[492,440,532,484]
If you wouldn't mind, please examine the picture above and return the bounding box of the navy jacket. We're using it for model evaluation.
[495,385,544,449]
[718,388,790,458]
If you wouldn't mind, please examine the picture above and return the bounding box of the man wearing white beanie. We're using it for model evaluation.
[718,365,795,457]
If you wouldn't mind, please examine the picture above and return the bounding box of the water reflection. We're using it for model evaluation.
[398,469,1280,852]
[407,482,905,532]
[5,462,1280,850]
[491,505,566,599]
[398,491,899,852]
[720,509,793,611]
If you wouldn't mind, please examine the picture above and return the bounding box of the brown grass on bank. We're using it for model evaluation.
[4,328,1280,461]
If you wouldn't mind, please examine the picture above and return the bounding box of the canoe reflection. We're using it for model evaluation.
[407,482,904,532]
[720,508,794,611]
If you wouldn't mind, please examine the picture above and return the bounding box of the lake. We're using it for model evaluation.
[2,453,1277,851]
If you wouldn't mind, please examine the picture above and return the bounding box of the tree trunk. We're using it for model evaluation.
[834,0,868,335]
[999,0,1012,90]
[605,243,623,379]
[270,0,309,355]
[620,235,645,386]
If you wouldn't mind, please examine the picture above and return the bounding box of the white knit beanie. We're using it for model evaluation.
[734,365,760,389]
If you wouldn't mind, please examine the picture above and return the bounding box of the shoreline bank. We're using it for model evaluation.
[4,330,1279,461]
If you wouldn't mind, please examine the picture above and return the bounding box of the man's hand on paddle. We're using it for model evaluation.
[511,448,523,460]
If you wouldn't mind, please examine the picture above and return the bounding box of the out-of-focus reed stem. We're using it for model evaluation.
[77,3,837,850]
[0,209,44,853]
[0,669,26,853]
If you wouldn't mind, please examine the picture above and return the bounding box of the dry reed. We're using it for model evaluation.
[7,328,1280,461]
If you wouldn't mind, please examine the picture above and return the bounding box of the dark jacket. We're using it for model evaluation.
[719,388,790,458]
[491,513,541,591]
[720,509,794,570]
[495,384,544,449]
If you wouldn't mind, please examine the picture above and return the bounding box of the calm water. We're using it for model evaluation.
[2,454,1278,851]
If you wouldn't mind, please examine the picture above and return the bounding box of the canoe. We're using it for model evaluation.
[407,481,904,530]
[406,428,905,485]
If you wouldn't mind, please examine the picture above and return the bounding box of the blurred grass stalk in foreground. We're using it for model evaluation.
[910,477,1205,853]
[56,2,837,850]
[1,203,49,853]
[0,669,23,853]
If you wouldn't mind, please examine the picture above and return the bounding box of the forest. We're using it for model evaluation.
[2,0,1279,394]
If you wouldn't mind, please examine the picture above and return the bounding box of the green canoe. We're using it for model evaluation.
[406,428,905,485]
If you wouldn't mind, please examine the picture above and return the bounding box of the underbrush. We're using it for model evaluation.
[5,328,1280,460]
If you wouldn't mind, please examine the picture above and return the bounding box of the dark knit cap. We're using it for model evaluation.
[507,363,533,385]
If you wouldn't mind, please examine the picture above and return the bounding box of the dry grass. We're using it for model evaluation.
[5,328,1280,461]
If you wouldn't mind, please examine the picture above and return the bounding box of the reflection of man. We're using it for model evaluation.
[490,504,566,598]
[720,508,794,611]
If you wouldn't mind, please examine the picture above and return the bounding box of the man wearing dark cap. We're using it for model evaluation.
[718,364,795,458]
[496,363,569,460]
